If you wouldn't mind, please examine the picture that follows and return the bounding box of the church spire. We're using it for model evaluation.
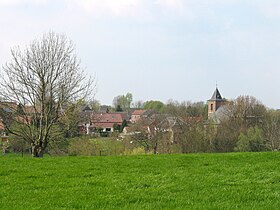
[207,87,225,118]
[209,87,223,101]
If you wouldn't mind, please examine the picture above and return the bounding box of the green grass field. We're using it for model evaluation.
[1,152,280,209]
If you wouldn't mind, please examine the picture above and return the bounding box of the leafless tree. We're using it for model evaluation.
[213,95,267,152]
[131,100,145,109]
[263,110,280,151]
[223,95,266,132]
[0,32,95,157]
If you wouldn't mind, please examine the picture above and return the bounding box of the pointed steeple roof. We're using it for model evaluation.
[209,88,223,101]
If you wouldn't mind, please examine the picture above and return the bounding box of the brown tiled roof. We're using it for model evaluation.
[112,112,129,121]
[91,113,123,124]
[92,122,119,128]
[91,113,125,129]
[132,110,146,116]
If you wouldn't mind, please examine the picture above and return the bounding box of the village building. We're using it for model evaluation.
[78,105,94,135]
[207,87,227,124]
[90,112,126,133]
[130,109,157,123]
[130,110,146,123]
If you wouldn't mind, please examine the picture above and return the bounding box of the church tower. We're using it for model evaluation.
[208,87,225,118]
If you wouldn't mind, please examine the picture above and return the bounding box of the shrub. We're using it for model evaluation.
[235,127,265,152]
[68,137,125,156]
[68,138,97,156]
[8,138,30,154]
[123,147,146,155]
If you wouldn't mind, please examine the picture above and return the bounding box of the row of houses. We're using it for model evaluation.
[0,100,158,137]
[85,88,226,133]
[0,87,225,138]
[78,107,157,135]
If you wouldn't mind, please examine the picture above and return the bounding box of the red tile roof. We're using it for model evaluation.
[132,110,145,116]
[92,113,123,123]
[91,113,124,128]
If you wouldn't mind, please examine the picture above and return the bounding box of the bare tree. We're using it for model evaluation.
[263,110,280,151]
[212,95,267,152]
[223,95,266,132]
[131,100,145,109]
[0,32,95,157]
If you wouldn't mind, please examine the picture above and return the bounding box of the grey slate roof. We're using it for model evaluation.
[209,88,223,101]
[208,105,229,124]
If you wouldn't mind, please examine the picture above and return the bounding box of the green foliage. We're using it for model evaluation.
[186,102,206,117]
[113,93,133,111]
[1,153,280,209]
[47,134,68,156]
[89,99,101,112]
[0,138,10,154]
[112,120,127,133]
[115,105,123,112]
[68,137,124,156]
[235,127,265,152]
[8,121,66,156]
[262,110,280,151]
[60,101,84,138]
[8,137,30,154]
[213,120,240,152]
[123,147,147,155]
[68,138,98,156]
[235,133,251,152]
[174,123,209,153]
[144,100,165,112]
[164,100,206,117]
[121,119,127,132]
[99,132,109,137]
[113,123,121,132]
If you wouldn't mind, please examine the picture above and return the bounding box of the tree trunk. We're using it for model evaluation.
[31,145,44,157]
[153,142,158,154]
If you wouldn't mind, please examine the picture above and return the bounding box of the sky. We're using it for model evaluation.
[1,0,280,108]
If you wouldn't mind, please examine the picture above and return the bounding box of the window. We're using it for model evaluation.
[210,104,213,111]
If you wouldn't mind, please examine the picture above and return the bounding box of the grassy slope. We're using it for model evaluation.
[1,153,280,209]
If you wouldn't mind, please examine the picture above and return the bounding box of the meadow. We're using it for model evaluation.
[1,152,280,209]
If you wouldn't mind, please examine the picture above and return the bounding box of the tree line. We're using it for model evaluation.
[128,95,280,154]
[1,31,279,157]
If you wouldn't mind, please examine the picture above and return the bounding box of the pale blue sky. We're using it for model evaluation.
[1,0,280,108]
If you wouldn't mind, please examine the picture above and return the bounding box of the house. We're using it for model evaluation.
[90,113,125,132]
[78,106,93,135]
[131,110,146,123]
[77,105,129,135]
[130,109,157,123]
